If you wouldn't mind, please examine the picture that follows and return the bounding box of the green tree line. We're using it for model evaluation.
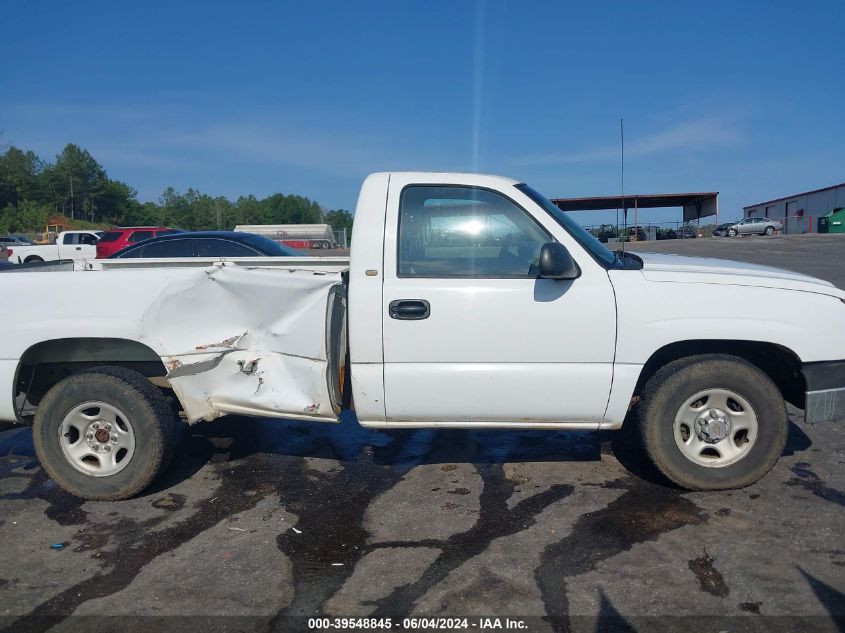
[0,143,353,238]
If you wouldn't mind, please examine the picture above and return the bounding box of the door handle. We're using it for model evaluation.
[389,299,430,320]
[76,247,82,250]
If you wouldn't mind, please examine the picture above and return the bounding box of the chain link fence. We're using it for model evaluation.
[581,220,719,243]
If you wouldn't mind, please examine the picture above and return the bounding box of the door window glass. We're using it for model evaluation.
[141,239,194,257]
[398,186,550,277]
[196,239,260,257]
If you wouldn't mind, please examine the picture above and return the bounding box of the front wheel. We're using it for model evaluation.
[33,366,182,500]
[727,229,737,237]
[765,226,775,236]
[638,355,787,490]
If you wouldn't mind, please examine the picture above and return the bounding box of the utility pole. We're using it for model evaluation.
[70,173,75,220]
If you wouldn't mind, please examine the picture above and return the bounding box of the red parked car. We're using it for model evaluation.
[96,227,181,258]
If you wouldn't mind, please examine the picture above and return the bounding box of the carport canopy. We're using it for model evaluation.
[550,192,719,223]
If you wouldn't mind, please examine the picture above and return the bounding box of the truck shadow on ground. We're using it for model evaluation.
[152,410,660,495]
[157,407,813,491]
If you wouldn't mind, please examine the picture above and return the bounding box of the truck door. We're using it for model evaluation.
[58,232,79,259]
[380,176,617,427]
[58,233,97,260]
[76,233,99,259]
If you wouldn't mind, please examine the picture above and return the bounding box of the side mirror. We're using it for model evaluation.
[538,242,580,280]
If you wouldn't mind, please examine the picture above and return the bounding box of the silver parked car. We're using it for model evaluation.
[0,235,33,247]
[728,217,783,236]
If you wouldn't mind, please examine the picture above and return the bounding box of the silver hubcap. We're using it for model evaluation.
[59,401,135,477]
[673,389,758,467]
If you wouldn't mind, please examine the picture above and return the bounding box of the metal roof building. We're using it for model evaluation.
[743,183,845,234]
[551,192,719,229]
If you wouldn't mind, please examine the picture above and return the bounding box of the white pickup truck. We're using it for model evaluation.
[1,172,843,500]
[8,230,101,264]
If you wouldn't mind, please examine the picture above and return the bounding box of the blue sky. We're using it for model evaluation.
[2,0,843,225]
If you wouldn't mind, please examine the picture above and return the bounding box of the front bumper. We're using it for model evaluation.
[802,361,845,423]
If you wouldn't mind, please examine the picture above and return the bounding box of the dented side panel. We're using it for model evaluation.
[139,265,344,423]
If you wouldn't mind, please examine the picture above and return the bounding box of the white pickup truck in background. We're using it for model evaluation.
[1,172,843,500]
[8,230,102,264]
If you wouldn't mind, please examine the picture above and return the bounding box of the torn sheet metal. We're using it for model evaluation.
[138,265,344,423]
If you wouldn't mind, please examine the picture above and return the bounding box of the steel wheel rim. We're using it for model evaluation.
[673,388,759,468]
[58,401,136,477]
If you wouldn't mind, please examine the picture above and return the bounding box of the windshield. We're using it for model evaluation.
[515,184,619,268]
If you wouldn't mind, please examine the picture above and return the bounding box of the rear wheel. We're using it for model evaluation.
[24,255,44,263]
[639,355,787,490]
[33,367,181,500]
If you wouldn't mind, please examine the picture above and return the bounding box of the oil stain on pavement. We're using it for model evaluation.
[0,408,844,630]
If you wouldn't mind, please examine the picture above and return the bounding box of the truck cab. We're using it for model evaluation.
[349,173,618,428]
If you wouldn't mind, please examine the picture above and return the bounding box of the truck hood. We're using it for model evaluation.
[635,252,845,298]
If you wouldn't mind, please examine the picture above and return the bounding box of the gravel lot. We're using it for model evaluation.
[1,234,844,632]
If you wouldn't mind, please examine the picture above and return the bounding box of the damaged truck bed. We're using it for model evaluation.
[2,257,350,425]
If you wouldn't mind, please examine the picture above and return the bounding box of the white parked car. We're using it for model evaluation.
[728,217,783,236]
[0,172,843,500]
[8,230,102,264]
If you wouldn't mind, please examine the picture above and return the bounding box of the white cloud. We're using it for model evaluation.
[516,117,745,166]
[154,124,377,173]
[0,102,396,177]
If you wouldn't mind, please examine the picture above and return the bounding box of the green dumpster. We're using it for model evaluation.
[827,208,845,234]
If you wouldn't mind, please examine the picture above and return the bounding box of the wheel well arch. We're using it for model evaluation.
[633,339,804,408]
[15,338,167,417]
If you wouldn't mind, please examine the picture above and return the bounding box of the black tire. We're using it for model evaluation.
[638,355,788,490]
[728,229,737,237]
[24,255,44,263]
[765,226,775,236]
[33,366,181,500]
